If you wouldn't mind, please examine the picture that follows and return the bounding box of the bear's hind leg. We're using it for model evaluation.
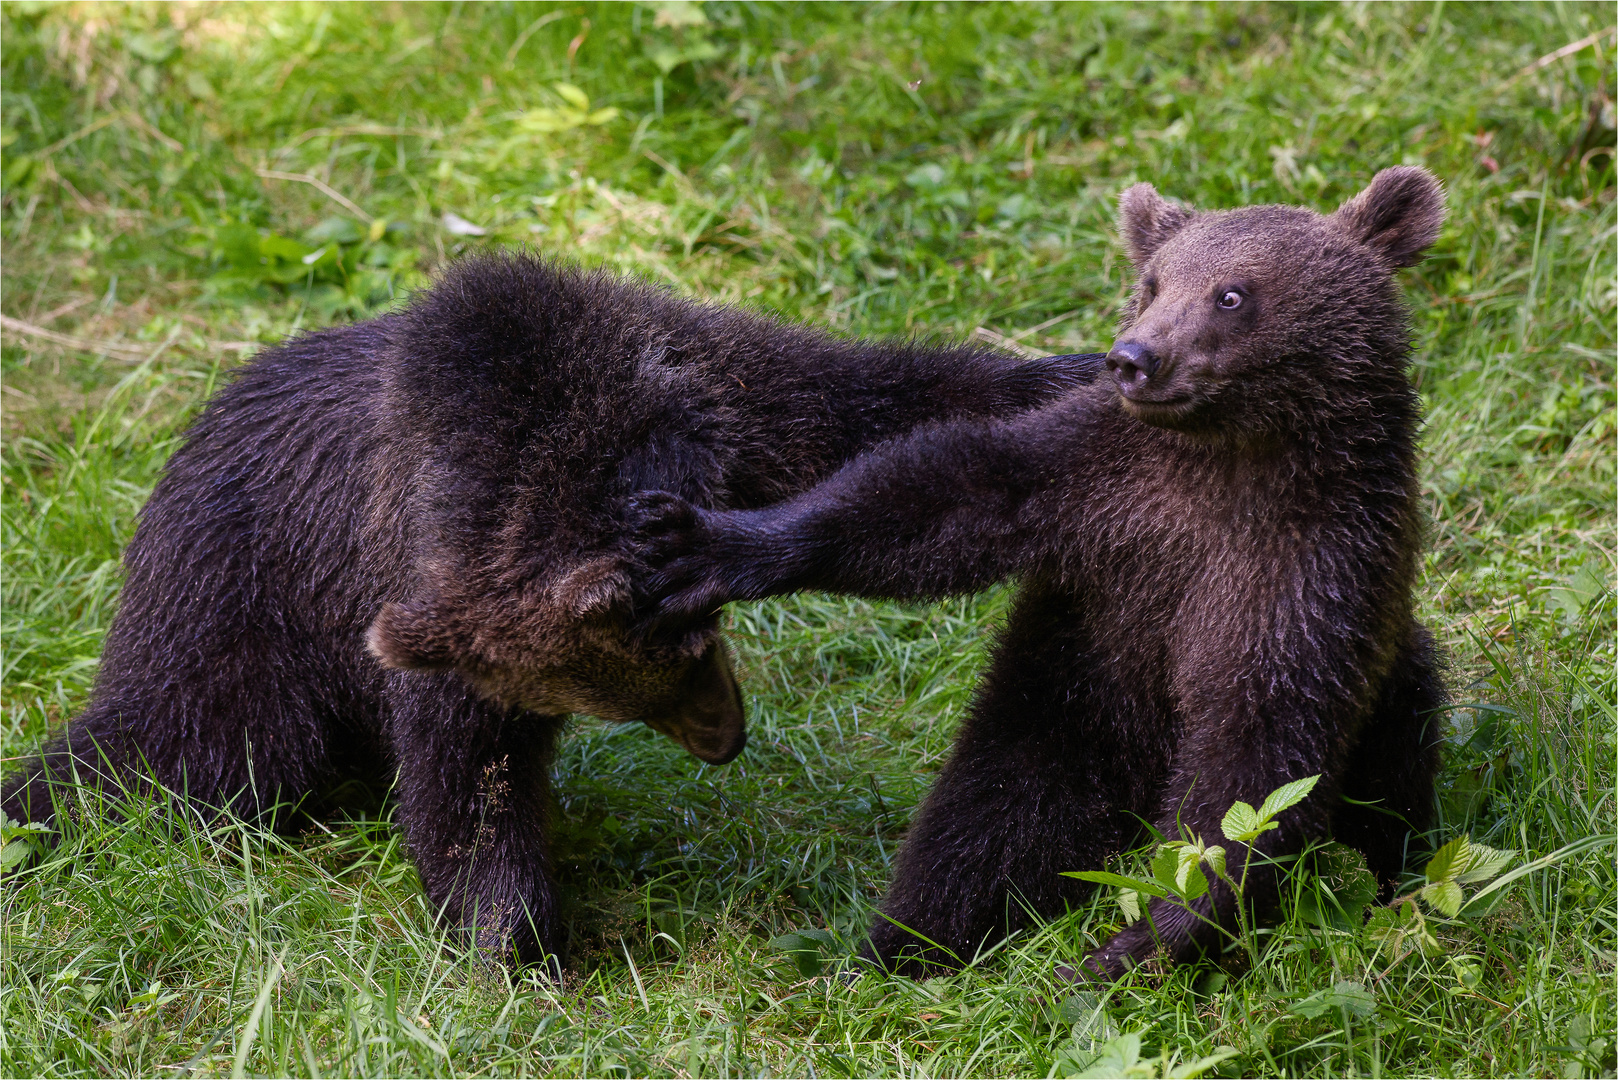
[1,702,145,825]
[385,675,565,969]
[1,675,340,834]
[1081,630,1446,980]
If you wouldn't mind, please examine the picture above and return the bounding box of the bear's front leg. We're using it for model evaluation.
[385,674,565,969]
[1067,550,1402,982]
[1081,691,1367,976]
[864,588,1168,976]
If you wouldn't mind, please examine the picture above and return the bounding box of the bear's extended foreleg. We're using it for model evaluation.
[385,675,564,969]
[630,399,1088,621]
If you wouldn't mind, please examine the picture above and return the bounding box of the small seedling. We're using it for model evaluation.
[1365,833,1515,973]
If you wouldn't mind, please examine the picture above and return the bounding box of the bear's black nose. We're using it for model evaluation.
[1105,342,1159,390]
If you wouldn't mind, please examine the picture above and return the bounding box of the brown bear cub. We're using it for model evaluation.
[1,255,1104,967]
[632,167,1450,979]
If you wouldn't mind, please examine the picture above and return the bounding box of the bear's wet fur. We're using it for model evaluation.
[632,167,1450,979]
[1,255,1105,966]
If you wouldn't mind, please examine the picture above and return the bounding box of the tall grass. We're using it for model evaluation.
[2,3,1613,1076]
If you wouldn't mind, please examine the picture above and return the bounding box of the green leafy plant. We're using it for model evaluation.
[0,813,51,873]
[1365,832,1616,975]
[1063,777,1618,987]
[1416,833,1516,916]
[515,83,620,133]
[1053,1030,1239,1080]
[1064,774,1322,967]
[1290,979,1376,1020]
[1361,834,1514,969]
[194,215,418,315]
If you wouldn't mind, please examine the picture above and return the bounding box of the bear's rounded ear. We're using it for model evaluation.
[367,601,460,671]
[1332,166,1446,268]
[1118,183,1193,267]
[550,556,631,619]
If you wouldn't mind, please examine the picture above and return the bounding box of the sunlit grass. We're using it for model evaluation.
[2,2,1613,1077]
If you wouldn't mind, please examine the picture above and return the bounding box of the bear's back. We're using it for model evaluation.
[117,318,399,662]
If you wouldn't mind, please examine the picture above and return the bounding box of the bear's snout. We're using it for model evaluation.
[684,643,746,764]
[1105,341,1161,392]
[641,640,748,765]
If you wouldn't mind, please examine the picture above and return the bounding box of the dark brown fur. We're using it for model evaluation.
[0,256,1104,967]
[632,168,1450,978]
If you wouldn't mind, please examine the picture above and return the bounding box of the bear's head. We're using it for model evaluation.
[1107,166,1445,437]
[365,554,745,764]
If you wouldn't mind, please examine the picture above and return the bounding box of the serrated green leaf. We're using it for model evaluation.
[518,108,571,132]
[1,818,50,843]
[1458,834,1617,915]
[769,931,827,977]
[1167,1046,1241,1079]
[1424,834,1470,885]
[1152,846,1183,892]
[650,0,710,28]
[1202,845,1227,881]
[1117,889,1141,923]
[1257,774,1321,823]
[1292,980,1376,1020]
[1071,1032,1143,1079]
[1,839,31,870]
[1221,801,1259,842]
[1422,878,1464,917]
[1363,905,1405,948]
[258,232,312,262]
[1173,846,1209,899]
[1456,842,1514,884]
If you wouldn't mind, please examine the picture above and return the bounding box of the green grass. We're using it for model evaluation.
[1,2,1613,1076]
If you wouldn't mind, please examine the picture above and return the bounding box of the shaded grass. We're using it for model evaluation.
[2,2,1614,1077]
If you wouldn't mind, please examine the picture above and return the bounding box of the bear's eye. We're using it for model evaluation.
[1217,290,1243,310]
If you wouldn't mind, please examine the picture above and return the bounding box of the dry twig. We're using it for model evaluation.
[0,313,149,361]
[255,169,373,222]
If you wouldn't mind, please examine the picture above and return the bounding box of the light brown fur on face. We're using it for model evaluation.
[366,557,747,764]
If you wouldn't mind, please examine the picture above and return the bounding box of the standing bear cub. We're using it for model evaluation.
[1,255,1104,967]
[633,167,1450,978]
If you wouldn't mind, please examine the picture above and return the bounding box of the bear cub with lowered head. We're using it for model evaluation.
[1,256,1104,968]
[633,167,1450,978]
